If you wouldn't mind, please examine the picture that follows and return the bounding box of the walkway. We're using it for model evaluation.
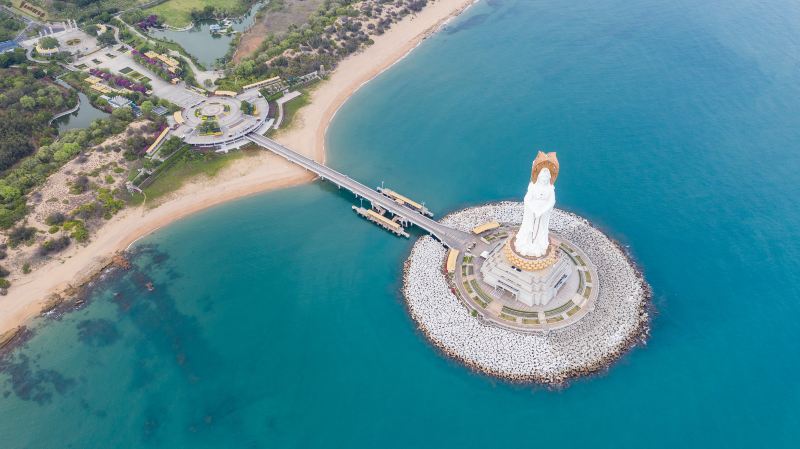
[245,133,474,249]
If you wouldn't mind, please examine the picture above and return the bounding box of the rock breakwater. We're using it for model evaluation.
[402,202,651,385]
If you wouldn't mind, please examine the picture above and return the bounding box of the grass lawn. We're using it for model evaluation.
[147,0,245,27]
[280,93,309,128]
[269,91,310,137]
[143,147,258,204]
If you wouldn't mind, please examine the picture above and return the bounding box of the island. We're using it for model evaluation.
[403,152,651,384]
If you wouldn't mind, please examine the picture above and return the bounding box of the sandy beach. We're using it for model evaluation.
[0,0,475,340]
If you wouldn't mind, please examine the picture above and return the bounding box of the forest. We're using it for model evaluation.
[0,9,24,42]
[0,68,77,173]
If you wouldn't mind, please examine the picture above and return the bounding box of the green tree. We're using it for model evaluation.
[0,182,21,203]
[112,107,133,121]
[97,30,116,47]
[39,36,58,49]
[53,142,81,163]
[240,100,254,115]
[19,95,35,109]
[140,100,154,116]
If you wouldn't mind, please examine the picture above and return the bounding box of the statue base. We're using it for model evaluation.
[481,234,574,307]
[503,237,559,271]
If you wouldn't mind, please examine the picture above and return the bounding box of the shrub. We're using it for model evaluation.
[70,175,91,194]
[22,263,30,274]
[72,202,99,220]
[45,211,66,226]
[39,236,71,256]
[0,278,10,289]
[63,220,88,242]
[7,225,36,247]
[97,188,124,217]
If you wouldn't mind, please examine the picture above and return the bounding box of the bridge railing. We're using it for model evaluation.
[244,134,472,248]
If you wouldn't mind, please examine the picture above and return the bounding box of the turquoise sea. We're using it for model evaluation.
[2,0,799,447]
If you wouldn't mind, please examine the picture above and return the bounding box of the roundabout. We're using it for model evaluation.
[199,102,226,117]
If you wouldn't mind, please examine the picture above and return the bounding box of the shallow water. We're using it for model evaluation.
[2,0,799,447]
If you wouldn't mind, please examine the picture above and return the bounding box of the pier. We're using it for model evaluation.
[244,133,474,249]
[352,206,410,238]
[377,186,433,217]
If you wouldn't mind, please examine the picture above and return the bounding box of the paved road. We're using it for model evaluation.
[245,134,474,249]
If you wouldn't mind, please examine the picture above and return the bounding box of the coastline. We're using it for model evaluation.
[0,0,477,339]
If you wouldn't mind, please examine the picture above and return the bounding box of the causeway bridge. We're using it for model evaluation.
[245,133,474,249]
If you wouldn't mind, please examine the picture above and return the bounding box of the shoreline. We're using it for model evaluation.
[402,203,652,386]
[0,0,477,338]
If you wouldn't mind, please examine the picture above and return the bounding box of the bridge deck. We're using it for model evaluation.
[245,134,473,249]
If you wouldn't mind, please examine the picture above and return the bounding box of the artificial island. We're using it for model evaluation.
[403,152,651,384]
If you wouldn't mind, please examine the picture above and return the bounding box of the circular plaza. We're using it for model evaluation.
[177,92,269,147]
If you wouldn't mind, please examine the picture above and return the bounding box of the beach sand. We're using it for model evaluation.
[0,0,475,338]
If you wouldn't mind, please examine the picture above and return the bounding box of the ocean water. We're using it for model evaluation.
[2,0,799,447]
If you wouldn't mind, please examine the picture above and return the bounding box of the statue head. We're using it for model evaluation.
[535,167,551,185]
[531,151,559,185]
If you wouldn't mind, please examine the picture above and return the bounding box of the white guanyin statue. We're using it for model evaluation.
[514,152,559,258]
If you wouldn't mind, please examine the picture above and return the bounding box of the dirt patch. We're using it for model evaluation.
[3,121,154,275]
[233,0,325,63]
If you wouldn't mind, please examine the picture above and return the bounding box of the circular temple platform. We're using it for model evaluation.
[179,93,269,147]
[402,202,651,384]
[453,227,599,332]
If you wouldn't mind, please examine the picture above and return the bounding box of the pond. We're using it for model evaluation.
[148,1,265,68]
[53,79,110,133]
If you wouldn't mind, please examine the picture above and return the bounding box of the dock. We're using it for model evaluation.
[352,206,410,238]
[377,187,433,217]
